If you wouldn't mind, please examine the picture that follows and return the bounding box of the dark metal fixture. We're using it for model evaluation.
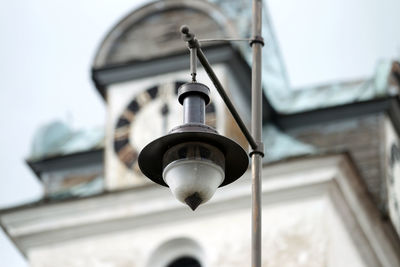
[139,0,264,265]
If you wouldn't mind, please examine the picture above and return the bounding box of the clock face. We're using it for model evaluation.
[113,81,216,175]
[384,118,400,236]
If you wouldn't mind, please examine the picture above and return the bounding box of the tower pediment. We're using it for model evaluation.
[93,0,237,68]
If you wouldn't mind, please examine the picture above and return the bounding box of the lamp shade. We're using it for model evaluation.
[138,123,249,210]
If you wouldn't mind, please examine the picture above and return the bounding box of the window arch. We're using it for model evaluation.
[146,237,205,267]
[166,256,202,267]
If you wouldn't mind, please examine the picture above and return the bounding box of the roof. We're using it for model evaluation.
[91,0,400,115]
[269,61,400,113]
[92,0,238,68]
[28,121,104,162]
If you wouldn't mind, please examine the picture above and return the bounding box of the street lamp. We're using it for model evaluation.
[138,82,249,210]
[139,0,264,265]
[139,82,249,210]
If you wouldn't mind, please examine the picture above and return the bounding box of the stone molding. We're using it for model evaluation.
[1,153,399,266]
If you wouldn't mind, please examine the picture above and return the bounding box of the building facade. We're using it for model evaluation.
[1,1,400,266]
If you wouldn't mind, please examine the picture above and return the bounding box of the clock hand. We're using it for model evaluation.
[161,103,169,135]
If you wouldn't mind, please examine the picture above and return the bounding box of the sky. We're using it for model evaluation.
[0,0,399,266]
[268,0,400,87]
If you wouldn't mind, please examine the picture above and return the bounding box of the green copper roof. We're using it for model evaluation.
[29,121,104,161]
[211,0,399,114]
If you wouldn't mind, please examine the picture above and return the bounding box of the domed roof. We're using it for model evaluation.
[92,0,238,68]
[29,121,104,161]
[30,121,72,160]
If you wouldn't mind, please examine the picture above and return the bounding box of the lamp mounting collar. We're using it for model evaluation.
[178,82,210,106]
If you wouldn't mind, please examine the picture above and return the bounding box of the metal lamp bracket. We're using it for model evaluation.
[249,141,264,157]
[249,36,265,47]
[180,25,264,158]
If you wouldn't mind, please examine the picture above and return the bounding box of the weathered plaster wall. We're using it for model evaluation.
[28,196,365,267]
[288,114,385,207]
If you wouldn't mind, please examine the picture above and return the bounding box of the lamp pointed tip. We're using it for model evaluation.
[184,192,203,211]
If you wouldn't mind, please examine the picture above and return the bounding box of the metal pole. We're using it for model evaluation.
[190,47,197,82]
[180,18,264,266]
[251,0,263,267]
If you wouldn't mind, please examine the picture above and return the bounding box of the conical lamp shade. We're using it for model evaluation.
[163,159,224,210]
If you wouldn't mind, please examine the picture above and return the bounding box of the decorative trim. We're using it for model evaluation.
[2,153,399,266]
[26,149,103,179]
[92,43,275,121]
[274,97,400,134]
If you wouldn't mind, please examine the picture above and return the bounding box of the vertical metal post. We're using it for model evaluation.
[251,0,263,267]
[180,15,264,266]
[190,47,197,82]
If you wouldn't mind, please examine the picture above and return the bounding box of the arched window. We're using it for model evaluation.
[146,238,205,267]
[166,256,201,267]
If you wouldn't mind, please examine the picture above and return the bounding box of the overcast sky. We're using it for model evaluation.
[1,0,399,266]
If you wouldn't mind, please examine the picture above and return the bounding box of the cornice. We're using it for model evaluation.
[1,154,399,266]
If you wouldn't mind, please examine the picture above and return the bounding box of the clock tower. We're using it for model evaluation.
[92,0,257,190]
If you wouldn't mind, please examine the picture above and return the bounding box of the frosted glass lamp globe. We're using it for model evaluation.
[163,159,224,210]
